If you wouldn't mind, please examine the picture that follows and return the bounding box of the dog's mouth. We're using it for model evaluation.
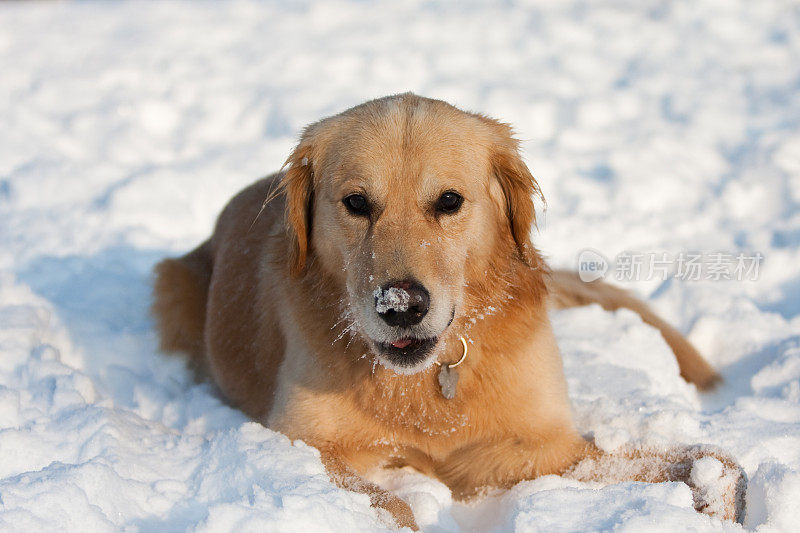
[374,337,439,371]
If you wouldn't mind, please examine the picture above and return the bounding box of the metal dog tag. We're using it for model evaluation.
[438,365,459,400]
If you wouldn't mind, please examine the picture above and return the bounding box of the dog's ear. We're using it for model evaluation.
[280,133,316,277]
[484,118,543,266]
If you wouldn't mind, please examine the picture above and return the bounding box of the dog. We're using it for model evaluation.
[153,93,743,529]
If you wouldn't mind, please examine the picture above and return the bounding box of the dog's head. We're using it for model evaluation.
[280,94,542,373]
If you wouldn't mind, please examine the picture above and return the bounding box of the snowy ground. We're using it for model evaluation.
[1,1,800,531]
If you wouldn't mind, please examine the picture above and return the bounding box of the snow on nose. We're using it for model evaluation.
[373,286,410,313]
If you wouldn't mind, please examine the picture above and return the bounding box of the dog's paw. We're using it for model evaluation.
[373,491,419,530]
[686,451,746,523]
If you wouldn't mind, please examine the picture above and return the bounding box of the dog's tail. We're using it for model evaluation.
[546,270,721,390]
[152,241,213,374]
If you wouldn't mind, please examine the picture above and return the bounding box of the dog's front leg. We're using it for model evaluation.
[436,435,743,522]
[564,444,746,522]
[319,449,418,530]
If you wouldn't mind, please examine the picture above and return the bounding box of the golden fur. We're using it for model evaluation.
[153,94,741,528]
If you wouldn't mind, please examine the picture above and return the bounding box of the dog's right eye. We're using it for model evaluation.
[343,194,370,216]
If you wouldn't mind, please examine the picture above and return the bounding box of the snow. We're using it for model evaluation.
[375,287,412,314]
[1,0,800,531]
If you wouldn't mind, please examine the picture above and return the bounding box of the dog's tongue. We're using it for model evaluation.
[392,339,413,349]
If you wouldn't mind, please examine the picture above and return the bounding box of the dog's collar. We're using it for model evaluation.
[435,336,468,369]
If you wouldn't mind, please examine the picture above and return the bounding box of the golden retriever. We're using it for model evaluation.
[153,93,743,529]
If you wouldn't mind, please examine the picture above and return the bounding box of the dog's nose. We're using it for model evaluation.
[375,280,430,328]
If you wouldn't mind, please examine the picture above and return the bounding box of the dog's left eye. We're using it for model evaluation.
[435,191,464,214]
